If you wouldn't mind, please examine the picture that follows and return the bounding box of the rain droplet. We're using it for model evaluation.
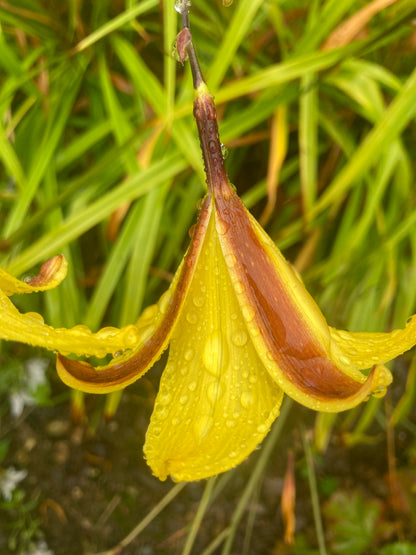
[221,143,229,159]
[216,218,230,235]
[179,394,188,405]
[194,415,213,441]
[207,381,223,404]
[192,295,204,307]
[184,348,195,362]
[231,330,248,347]
[240,391,254,408]
[154,405,169,420]
[158,290,172,314]
[203,331,229,377]
[242,304,255,322]
[151,426,162,436]
[234,280,245,294]
[186,312,198,324]
[158,392,172,405]
[225,253,237,268]
[257,423,268,434]
[174,0,191,13]
[188,381,197,392]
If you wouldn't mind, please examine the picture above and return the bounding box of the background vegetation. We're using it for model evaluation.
[1,0,416,553]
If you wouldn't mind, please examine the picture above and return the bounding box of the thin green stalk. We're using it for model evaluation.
[182,476,218,555]
[221,398,293,555]
[90,482,187,555]
[72,0,159,54]
[301,424,327,555]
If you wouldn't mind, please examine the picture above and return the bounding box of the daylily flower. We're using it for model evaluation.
[1,9,416,482]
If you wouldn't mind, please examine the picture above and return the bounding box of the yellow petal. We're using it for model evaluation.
[56,197,214,393]
[0,288,140,357]
[330,317,416,369]
[213,187,391,412]
[0,255,67,295]
[144,211,283,482]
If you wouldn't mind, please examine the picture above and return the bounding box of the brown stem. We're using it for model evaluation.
[177,2,230,196]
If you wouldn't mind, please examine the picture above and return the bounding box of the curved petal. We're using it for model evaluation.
[330,317,416,369]
[1,255,67,295]
[144,212,283,481]
[56,197,213,394]
[214,187,390,412]
[0,288,140,357]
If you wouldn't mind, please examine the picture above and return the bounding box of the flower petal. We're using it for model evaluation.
[144,210,283,482]
[0,288,140,357]
[329,318,416,369]
[214,187,393,412]
[56,197,213,393]
[0,255,67,295]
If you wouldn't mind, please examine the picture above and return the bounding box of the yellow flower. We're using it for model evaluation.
[2,14,416,482]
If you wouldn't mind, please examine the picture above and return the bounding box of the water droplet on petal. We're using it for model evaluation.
[257,423,268,434]
[225,253,237,268]
[192,295,204,307]
[231,330,248,347]
[226,419,236,428]
[207,381,223,404]
[158,392,172,405]
[216,218,230,235]
[203,331,229,377]
[158,290,172,314]
[242,305,255,322]
[194,415,213,441]
[186,312,198,324]
[234,280,245,294]
[188,381,197,392]
[240,391,254,408]
[184,348,195,362]
[179,394,188,405]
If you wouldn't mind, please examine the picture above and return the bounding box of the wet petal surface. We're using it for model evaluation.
[144,212,283,482]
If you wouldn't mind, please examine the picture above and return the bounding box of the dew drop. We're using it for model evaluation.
[207,381,223,404]
[216,218,230,235]
[242,304,255,322]
[221,143,229,159]
[266,350,281,362]
[203,331,229,377]
[179,394,188,405]
[140,304,158,322]
[240,391,254,408]
[184,348,195,362]
[226,419,236,428]
[234,280,245,294]
[139,324,157,345]
[186,312,198,325]
[158,392,172,406]
[154,407,168,420]
[158,290,172,315]
[228,451,237,458]
[188,381,197,392]
[194,415,213,441]
[151,426,162,436]
[192,295,205,307]
[225,253,237,268]
[232,330,248,347]
[257,423,267,434]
